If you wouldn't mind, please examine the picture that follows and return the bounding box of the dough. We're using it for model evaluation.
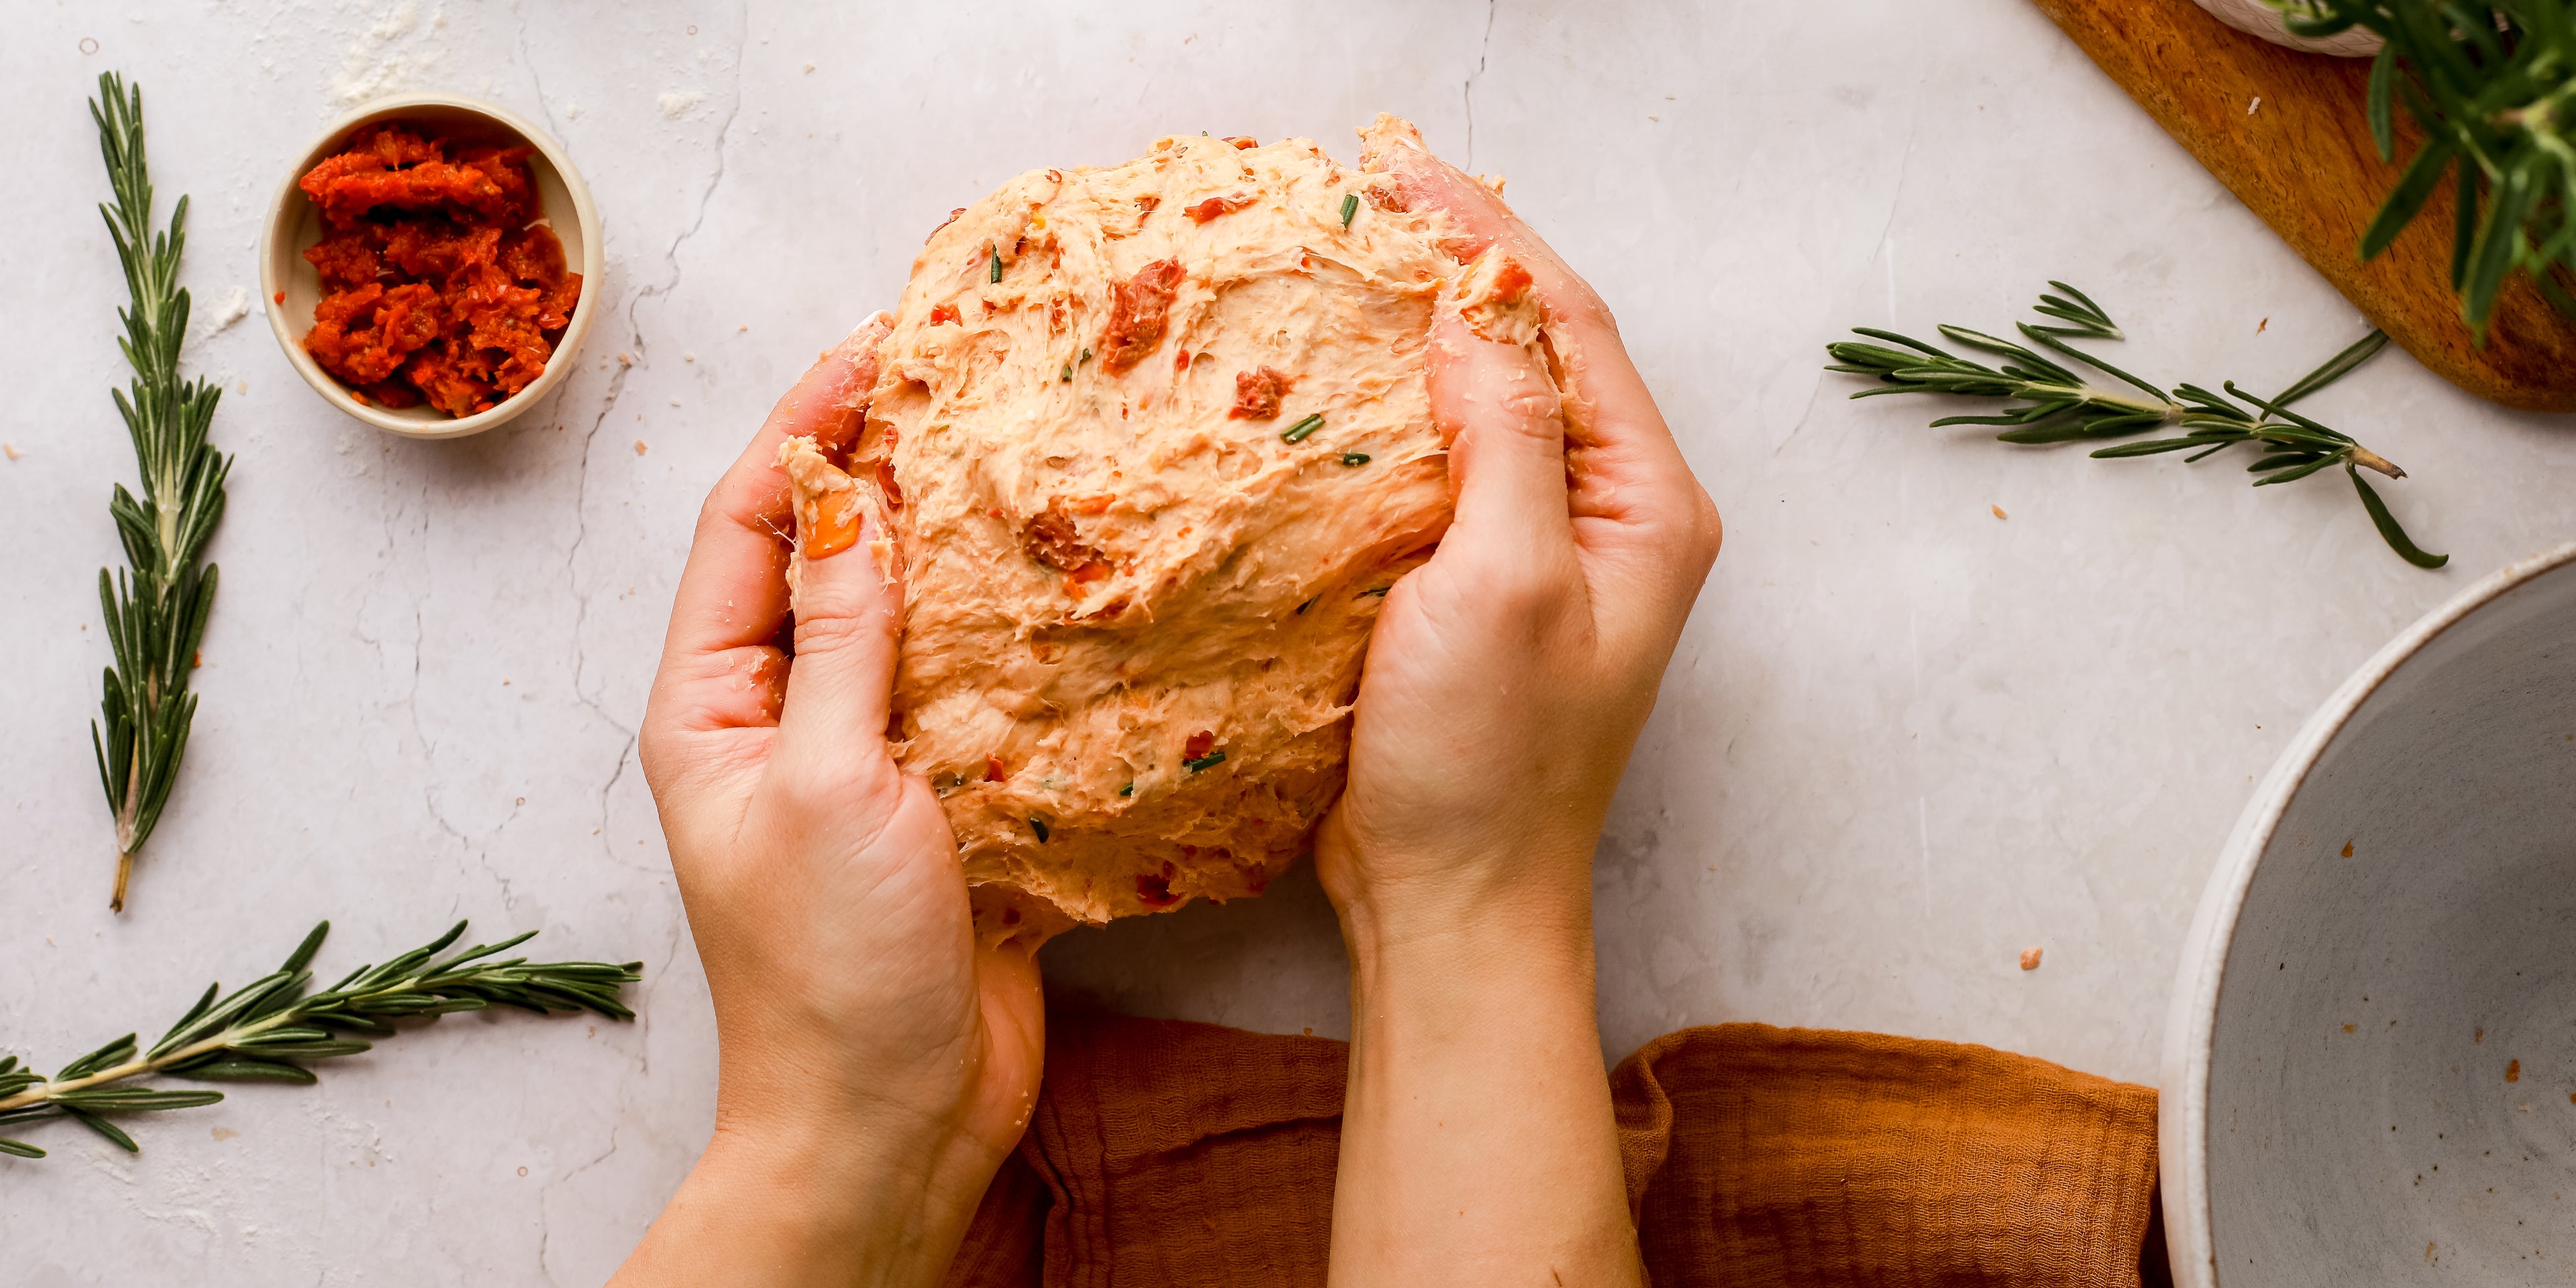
[781,115,1540,933]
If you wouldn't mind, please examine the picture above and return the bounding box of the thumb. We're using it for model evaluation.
[773,440,907,776]
[1429,250,1572,560]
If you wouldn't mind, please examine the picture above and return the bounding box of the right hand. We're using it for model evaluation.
[1316,133,1716,1288]
[1317,144,1721,950]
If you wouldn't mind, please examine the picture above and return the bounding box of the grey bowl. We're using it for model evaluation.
[2164,542,2576,1285]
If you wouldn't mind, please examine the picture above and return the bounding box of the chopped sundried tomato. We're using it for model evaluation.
[1186,193,1249,223]
[986,755,1008,782]
[929,303,961,326]
[1175,348,1193,370]
[1183,730,1216,761]
[1136,861,1183,908]
[874,458,904,509]
[801,490,861,559]
[1134,195,1161,214]
[1222,136,1258,150]
[1024,497,1114,582]
[294,123,579,419]
[1228,366,1293,420]
[1099,259,1184,374]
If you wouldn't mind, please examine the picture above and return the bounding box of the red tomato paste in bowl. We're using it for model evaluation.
[296,123,582,417]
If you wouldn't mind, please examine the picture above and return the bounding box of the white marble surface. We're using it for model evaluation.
[3,1,2572,1282]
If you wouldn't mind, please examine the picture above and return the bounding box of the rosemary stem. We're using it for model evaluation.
[0,1027,241,1114]
[2025,381,2178,419]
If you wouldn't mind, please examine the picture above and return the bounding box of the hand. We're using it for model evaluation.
[1319,150,1721,951]
[1319,138,1719,1287]
[616,317,1044,1288]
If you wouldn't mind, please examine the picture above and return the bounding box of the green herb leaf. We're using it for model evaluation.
[60,1106,139,1153]
[1340,452,1371,466]
[1340,193,1360,229]
[1829,283,2435,568]
[86,72,230,912]
[1283,413,1325,443]
[1030,817,1051,843]
[0,920,639,1161]
[2349,464,2448,568]
[1183,751,1226,772]
[989,247,1003,283]
[2365,42,2398,162]
[2302,3,2576,331]
[2358,136,2454,261]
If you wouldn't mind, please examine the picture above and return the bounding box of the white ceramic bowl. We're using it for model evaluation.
[2192,0,2385,56]
[259,94,602,440]
[2163,541,2576,1285]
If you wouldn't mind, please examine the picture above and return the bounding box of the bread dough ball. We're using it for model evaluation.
[781,115,1542,932]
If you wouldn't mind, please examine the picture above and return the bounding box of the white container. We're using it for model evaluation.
[2193,0,2384,56]
[2162,541,2576,1285]
[260,94,602,440]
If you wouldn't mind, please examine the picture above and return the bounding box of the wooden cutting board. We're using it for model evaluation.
[2031,0,2576,413]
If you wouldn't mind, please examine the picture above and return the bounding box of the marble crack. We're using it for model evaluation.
[1463,0,1498,171]
[510,0,565,138]
[565,7,749,743]
[538,1120,626,1286]
[1778,77,1923,458]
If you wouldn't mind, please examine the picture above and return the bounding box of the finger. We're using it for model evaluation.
[771,484,907,781]
[1364,130,1711,559]
[661,313,890,667]
[1427,299,1576,575]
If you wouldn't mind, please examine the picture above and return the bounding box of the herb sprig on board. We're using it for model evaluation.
[2278,1,2576,338]
[87,72,231,911]
[1825,282,2446,568]
[0,921,641,1160]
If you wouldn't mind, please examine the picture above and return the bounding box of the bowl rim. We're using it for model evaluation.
[2157,539,2576,1287]
[257,92,604,441]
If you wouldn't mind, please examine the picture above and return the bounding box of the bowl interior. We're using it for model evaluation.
[2208,558,2576,1283]
[263,101,595,440]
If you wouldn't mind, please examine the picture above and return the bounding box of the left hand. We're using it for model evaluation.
[615,317,1044,1287]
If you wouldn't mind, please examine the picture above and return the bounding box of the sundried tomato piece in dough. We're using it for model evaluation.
[1097,258,1184,374]
[1228,365,1295,420]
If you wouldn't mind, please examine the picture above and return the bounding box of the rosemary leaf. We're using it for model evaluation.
[2351,463,2450,568]
[87,72,230,913]
[0,920,640,1161]
[1827,280,2443,566]
[2293,2,2576,337]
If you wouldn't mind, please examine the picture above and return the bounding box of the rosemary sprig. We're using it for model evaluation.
[1825,282,2446,568]
[0,921,641,1160]
[87,72,231,912]
[2277,1,2576,339]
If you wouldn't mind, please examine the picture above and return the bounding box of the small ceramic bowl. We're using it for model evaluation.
[2162,541,2576,1285]
[260,93,602,440]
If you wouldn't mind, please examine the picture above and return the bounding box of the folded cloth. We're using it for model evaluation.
[945,1006,2164,1287]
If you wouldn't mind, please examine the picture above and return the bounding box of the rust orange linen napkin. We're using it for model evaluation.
[944,1007,2164,1287]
